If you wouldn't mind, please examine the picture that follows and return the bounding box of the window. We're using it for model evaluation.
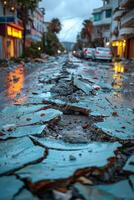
[105,9,112,18]
[94,13,102,21]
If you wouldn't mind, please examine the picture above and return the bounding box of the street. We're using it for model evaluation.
[0,55,134,200]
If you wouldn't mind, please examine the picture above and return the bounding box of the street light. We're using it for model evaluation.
[11,6,15,12]
[3,1,7,6]
[38,47,41,51]
[57,50,61,54]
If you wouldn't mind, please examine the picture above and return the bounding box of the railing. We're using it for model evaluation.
[113,10,124,21]
[121,9,134,27]
[119,27,134,36]
[93,18,111,26]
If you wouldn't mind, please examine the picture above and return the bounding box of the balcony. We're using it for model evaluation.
[121,0,134,8]
[121,9,134,27]
[93,18,111,26]
[113,10,125,21]
[119,27,134,36]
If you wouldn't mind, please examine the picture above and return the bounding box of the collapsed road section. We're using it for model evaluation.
[0,55,134,200]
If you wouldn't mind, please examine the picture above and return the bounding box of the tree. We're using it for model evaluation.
[45,18,63,55]
[48,18,61,33]
[80,19,93,47]
[17,0,41,56]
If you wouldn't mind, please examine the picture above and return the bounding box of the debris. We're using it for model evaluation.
[69,155,76,161]
[124,155,134,173]
[77,177,93,185]
[74,77,92,95]
[2,124,16,132]
[112,112,118,117]
[74,180,134,200]
[16,142,121,184]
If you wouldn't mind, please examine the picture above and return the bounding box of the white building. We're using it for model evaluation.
[92,0,112,46]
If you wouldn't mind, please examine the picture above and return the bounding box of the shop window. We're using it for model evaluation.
[106,9,112,18]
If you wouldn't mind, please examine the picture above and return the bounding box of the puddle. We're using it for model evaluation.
[6,64,26,102]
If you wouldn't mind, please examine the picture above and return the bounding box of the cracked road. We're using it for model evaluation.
[0,54,134,200]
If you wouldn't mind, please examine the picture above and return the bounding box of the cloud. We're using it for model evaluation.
[40,0,102,42]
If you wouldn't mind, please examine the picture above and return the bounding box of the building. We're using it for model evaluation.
[92,0,112,46]
[0,0,23,59]
[25,7,45,47]
[111,0,134,59]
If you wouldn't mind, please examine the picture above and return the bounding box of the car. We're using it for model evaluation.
[73,50,82,58]
[94,47,112,61]
[83,48,95,59]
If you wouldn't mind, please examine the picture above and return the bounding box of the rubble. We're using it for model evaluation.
[16,141,121,184]
[0,55,134,199]
[74,180,134,200]
[123,155,134,173]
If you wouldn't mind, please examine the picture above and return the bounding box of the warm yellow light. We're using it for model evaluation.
[7,26,22,39]
[38,47,41,50]
[6,65,25,100]
[114,63,124,73]
[119,42,123,47]
[116,41,119,46]
[123,42,126,47]
[7,26,12,36]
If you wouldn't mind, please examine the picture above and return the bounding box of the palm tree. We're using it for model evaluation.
[80,19,93,47]
[48,18,61,33]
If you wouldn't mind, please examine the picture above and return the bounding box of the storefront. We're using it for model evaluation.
[111,40,126,58]
[0,23,23,59]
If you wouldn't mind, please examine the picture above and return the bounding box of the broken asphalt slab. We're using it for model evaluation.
[74,179,134,200]
[74,77,92,95]
[0,176,23,200]
[123,155,134,173]
[0,125,46,139]
[0,137,45,175]
[95,109,134,140]
[14,189,39,200]
[0,176,38,200]
[0,108,62,127]
[16,141,121,184]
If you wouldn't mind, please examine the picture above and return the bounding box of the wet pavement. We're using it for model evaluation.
[0,54,134,200]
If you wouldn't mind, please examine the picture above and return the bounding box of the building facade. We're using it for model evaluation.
[111,0,134,59]
[25,8,45,47]
[0,0,23,59]
[92,0,112,46]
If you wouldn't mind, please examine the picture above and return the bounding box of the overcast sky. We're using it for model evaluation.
[40,0,102,42]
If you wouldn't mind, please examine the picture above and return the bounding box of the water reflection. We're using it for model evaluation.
[112,63,124,89]
[6,64,27,103]
[113,62,124,73]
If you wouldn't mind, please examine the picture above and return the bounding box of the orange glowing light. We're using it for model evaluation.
[112,63,124,89]
[6,65,25,100]
[7,26,22,39]
[114,63,124,73]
